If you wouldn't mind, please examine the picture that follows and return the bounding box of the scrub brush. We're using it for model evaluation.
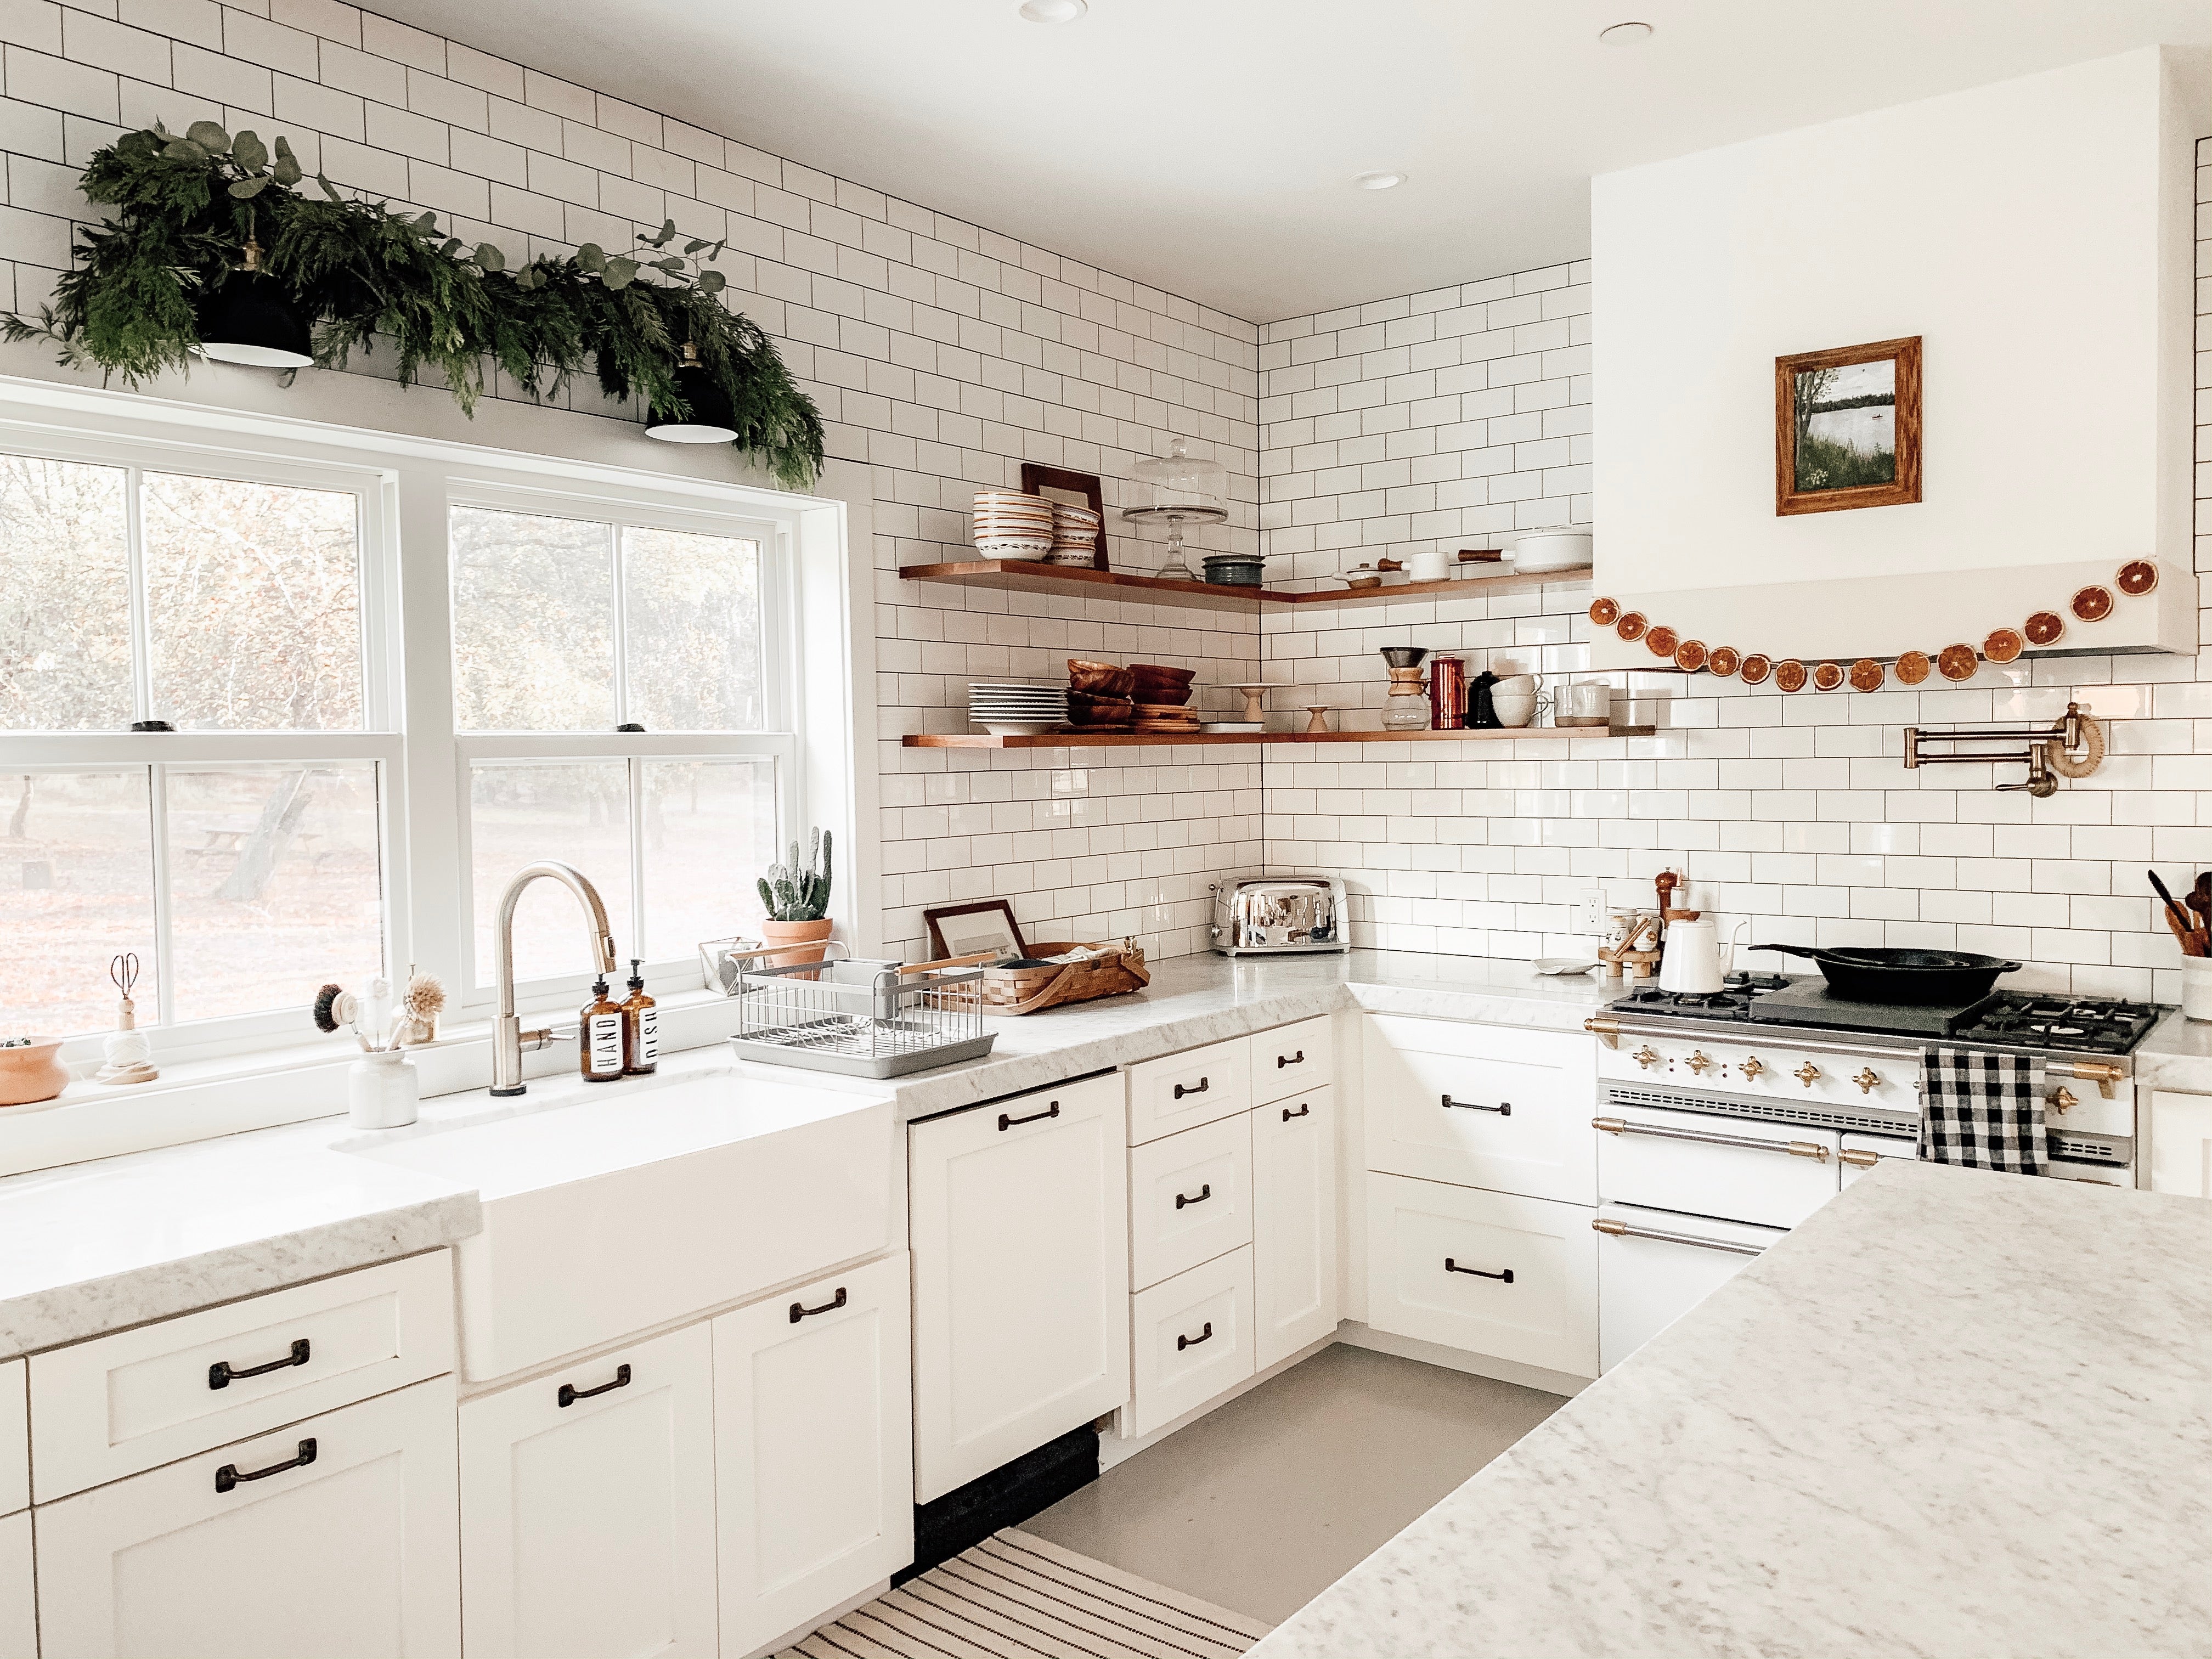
[311,982,371,1049]
[398,968,447,1046]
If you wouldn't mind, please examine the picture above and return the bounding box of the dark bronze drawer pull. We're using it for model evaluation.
[557,1363,632,1408]
[1172,1077,1210,1099]
[1174,1183,1212,1210]
[1282,1103,1311,1120]
[208,1339,309,1390]
[1444,1258,1515,1283]
[1176,1322,1213,1352]
[1442,1093,1510,1116]
[999,1102,1060,1131]
[1276,1050,1304,1069]
[790,1287,849,1323]
[216,1437,315,1492]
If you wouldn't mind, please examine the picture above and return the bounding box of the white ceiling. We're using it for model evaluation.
[373,0,2210,323]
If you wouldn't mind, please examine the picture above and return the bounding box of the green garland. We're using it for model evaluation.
[1,122,825,489]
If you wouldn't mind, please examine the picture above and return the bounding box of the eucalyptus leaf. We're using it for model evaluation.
[698,269,726,295]
[185,121,231,153]
[709,238,726,259]
[654,257,685,274]
[575,243,606,273]
[439,237,462,257]
[273,136,295,158]
[684,238,707,254]
[227,176,268,198]
[272,156,302,186]
[231,132,267,171]
[414,211,438,233]
[161,139,208,163]
[318,173,344,202]
[602,257,639,290]
[474,242,505,272]
[651,218,676,246]
[118,131,156,159]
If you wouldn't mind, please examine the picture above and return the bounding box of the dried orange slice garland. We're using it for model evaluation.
[1584,560,2153,692]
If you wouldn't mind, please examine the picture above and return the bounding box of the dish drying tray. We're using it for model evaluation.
[726,943,996,1078]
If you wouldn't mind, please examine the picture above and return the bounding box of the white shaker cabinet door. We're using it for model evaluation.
[910,1074,1130,1503]
[714,1252,913,1658]
[458,1322,718,1659]
[35,1377,460,1659]
[0,1510,32,1659]
[2149,1091,2212,1197]
[1252,1087,1340,1370]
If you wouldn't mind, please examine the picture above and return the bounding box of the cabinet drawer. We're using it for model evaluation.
[1595,1203,1780,1373]
[32,1251,454,1501]
[1127,1041,1250,1144]
[1251,1017,1334,1105]
[35,1375,460,1659]
[1364,1172,1597,1379]
[0,1358,23,1516]
[1125,1247,1255,1439]
[1129,1114,1252,1291]
[1365,1015,1595,1203]
[1595,1103,1839,1228]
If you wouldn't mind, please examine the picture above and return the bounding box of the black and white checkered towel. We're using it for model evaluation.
[1918,1047,2046,1174]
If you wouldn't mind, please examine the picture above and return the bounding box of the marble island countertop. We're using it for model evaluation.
[1253,1161,2212,1659]
[0,948,1607,1360]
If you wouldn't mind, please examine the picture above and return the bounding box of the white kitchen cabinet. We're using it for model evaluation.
[714,1252,913,1659]
[1252,1087,1339,1369]
[1128,1113,1253,1292]
[1365,1172,1598,1379]
[459,1322,717,1659]
[1594,1203,1782,1372]
[1251,1017,1334,1107]
[1125,1248,1255,1439]
[35,1375,460,1659]
[0,1356,24,1519]
[2149,1091,2212,1198]
[910,1074,1130,1503]
[1364,1015,1596,1204]
[1126,1040,1251,1144]
[0,1509,32,1659]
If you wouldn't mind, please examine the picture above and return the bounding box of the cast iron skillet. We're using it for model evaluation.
[1747,943,2023,1006]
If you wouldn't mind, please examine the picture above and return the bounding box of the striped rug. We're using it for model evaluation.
[777,1527,1274,1659]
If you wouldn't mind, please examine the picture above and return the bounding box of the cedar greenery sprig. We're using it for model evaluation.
[0,121,826,489]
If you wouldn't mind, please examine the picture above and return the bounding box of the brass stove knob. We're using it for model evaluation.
[1738,1056,1767,1082]
[1632,1045,1661,1071]
[1685,1050,1714,1076]
[1852,1067,1882,1096]
[1793,1061,1821,1088]
[2048,1085,2079,1114]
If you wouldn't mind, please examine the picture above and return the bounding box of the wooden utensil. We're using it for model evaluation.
[2192,872,2211,953]
[2148,869,2201,954]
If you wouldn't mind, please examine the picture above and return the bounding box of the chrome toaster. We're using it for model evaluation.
[1209,876,1351,956]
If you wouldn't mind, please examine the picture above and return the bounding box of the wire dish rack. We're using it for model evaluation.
[726,944,996,1078]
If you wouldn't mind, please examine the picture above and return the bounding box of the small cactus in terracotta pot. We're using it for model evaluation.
[756,828,834,970]
[0,1037,69,1107]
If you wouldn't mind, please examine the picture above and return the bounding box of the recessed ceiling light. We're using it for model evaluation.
[1018,0,1086,21]
[1599,20,1654,44]
[1353,171,1407,191]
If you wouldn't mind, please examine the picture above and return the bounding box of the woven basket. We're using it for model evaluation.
[977,939,1149,1016]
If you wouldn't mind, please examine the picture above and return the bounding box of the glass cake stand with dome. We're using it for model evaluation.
[1122,436,1229,582]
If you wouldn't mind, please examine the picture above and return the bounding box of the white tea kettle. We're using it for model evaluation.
[1657,915,1725,995]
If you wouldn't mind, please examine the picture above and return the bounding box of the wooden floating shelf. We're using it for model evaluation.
[898,559,1593,612]
[903,728,1596,748]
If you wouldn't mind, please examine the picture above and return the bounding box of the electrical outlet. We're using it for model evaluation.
[1579,888,1609,932]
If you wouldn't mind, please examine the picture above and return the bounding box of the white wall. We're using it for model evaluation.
[1591,47,2204,596]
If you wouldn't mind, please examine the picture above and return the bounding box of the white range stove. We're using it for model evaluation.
[1578,975,2154,1370]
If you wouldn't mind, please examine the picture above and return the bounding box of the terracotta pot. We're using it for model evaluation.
[759,917,835,973]
[0,1040,69,1107]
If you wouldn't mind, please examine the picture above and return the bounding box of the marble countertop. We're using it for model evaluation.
[1253,1161,2212,1659]
[2134,1007,2212,1093]
[0,948,1606,1359]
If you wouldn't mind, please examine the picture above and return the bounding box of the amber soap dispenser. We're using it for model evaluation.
[621,958,658,1076]
[581,975,624,1081]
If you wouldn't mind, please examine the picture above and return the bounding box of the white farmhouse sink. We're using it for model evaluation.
[346,1066,897,1381]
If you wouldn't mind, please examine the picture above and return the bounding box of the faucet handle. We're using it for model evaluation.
[519,1025,577,1052]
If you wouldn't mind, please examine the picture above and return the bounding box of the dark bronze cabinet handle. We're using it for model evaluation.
[790,1287,848,1323]
[216,1437,315,1492]
[1172,1077,1211,1099]
[209,1339,309,1390]
[1176,1322,1213,1351]
[1174,1183,1212,1210]
[1444,1258,1514,1283]
[1282,1103,1311,1121]
[1442,1094,1510,1116]
[1276,1050,1304,1069]
[558,1363,632,1408]
[999,1102,1060,1131]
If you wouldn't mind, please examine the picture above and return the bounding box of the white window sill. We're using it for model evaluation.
[0,989,752,1180]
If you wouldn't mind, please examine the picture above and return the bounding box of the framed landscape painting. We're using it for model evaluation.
[1774,336,1922,516]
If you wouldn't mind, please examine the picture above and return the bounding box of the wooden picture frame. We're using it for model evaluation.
[1020,462,1110,571]
[923,899,1029,962]
[1775,336,1921,516]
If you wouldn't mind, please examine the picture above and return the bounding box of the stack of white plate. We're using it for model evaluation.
[968,682,1069,735]
[1046,503,1103,567]
[973,490,1056,559]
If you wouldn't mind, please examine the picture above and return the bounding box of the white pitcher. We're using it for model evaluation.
[1658,916,1725,995]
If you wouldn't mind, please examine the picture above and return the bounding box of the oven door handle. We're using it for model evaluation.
[1592,1217,1767,1256]
[1591,1115,1830,1162]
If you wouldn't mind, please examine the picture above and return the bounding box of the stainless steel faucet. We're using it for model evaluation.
[490,861,619,1096]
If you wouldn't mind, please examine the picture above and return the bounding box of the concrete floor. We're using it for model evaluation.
[1024,1344,1565,1625]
